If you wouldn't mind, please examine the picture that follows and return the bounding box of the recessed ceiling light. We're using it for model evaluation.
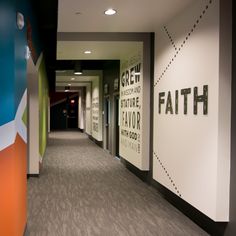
[71,78,75,80]
[68,83,71,86]
[74,72,82,75]
[84,50,91,54]
[56,70,66,73]
[65,89,69,92]
[104,8,117,16]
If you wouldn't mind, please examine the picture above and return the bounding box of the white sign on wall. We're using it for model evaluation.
[91,77,102,141]
[119,51,149,170]
[85,84,92,135]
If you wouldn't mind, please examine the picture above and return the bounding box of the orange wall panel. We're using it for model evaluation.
[0,134,27,236]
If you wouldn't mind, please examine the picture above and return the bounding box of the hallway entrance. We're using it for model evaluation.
[27,131,207,236]
[114,94,120,158]
[50,94,79,130]
[104,96,110,151]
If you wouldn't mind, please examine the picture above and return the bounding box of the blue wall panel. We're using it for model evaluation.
[0,0,16,126]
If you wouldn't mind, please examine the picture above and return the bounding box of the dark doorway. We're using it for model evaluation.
[67,97,78,129]
[114,95,120,158]
[50,95,78,130]
[51,101,67,130]
[104,96,110,151]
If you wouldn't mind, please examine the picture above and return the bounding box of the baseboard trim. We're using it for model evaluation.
[27,174,39,178]
[120,157,149,182]
[151,180,228,236]
[88,136,103,148]
[23,223,28,236]
[122,158,228,236]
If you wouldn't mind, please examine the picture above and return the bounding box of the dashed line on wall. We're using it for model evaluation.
[164,26,178,51]
[154,0,213,87]
[153,151,182,198]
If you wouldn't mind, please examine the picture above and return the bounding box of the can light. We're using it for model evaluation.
[25,45,31,60]
[56,70,66,73]
[104,8,117,16]
[65,86,70,92]
[74,72,82,75]
[84,50,91,54]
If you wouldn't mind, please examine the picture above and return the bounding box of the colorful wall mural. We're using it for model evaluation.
[0,0,46,235]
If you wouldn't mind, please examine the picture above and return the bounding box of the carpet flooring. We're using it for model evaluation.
[27,131,208,236]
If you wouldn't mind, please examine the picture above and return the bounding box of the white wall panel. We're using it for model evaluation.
[119,48,150,170]
[153,0,230,221]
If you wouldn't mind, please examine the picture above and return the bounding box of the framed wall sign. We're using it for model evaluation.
[114,78,119,92]
[104,83,109,95]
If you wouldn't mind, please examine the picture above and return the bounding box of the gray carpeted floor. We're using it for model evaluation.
[27,131,208,236]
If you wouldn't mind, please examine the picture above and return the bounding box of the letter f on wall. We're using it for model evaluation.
[159,92,165,114]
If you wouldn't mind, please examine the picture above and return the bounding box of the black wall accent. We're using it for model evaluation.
[120,158,149,182]
[58,32,156,42]
[88,136,103,148]
[152,180,227,236]
[27,174,39,178]
[31,0,58,91]
[102,61,120,155]
[148,32,155,182]
[23,224,29,236]
[225,0,236,235]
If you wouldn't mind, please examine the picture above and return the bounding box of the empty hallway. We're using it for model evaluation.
[27,131,207,236]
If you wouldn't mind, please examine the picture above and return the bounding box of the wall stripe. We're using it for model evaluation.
[15,89,27,143]
[0,89,27,151]
[0,121,15,151]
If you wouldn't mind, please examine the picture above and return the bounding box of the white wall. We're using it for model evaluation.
[153,0,231,221]
[91,76,103,141]
[27,56,39,175]
[78,89,85,130]
[119,48,150,170]
[85,84,92,135]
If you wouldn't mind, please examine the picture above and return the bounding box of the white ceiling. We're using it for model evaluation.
[57,0,194,70]
[56,71,101,91]
[56,75,98,83]
[57,0,194,60]
[58,0,194,32]
[57,41,142,60]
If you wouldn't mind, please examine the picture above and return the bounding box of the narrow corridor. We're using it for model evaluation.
[27,131,208,236]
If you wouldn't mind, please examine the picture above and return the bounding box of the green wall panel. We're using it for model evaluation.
[22,107,27,126]
[38,57,48,158]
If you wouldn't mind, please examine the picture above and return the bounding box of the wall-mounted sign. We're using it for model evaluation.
[91,77,102,141]
[17,12,24,30]
[119,51,150,171]
[114,78,119,92]
[92,96,99,132]
[158,85,208,115]
[104,83,109,95]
